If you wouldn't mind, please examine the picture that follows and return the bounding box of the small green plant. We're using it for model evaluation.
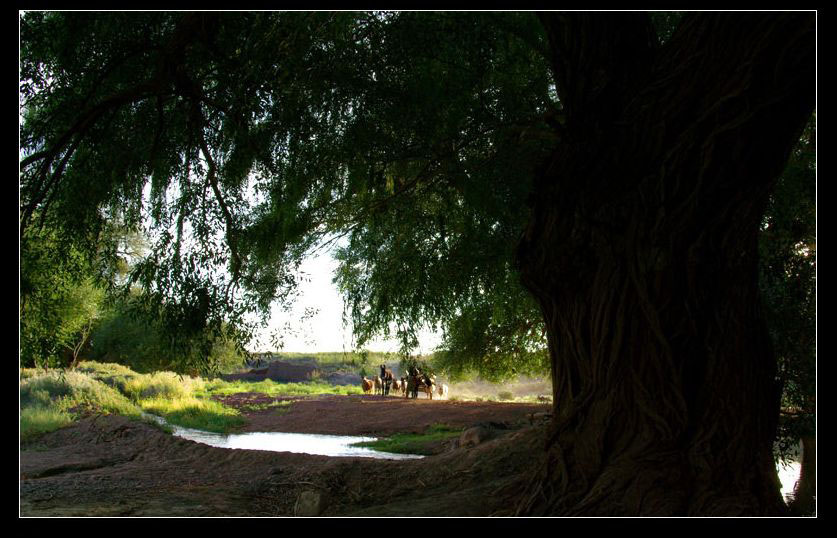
[351,423,462,455]
[497,391,514,401]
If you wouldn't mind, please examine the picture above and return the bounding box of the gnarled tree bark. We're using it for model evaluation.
[515,12,814,515]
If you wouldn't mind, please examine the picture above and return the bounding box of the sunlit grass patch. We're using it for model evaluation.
[75,361,138,378]
[20,406,73,442]
[20,369,143,440]
[20,368,44,381]
[351,423,462,455]
[200,378,363,398]
[140,395,245,433]
[20,370,142,418]
[121,371,203,400]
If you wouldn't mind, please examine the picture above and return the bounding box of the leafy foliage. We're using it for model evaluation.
[759,115,816,461]
[20,11,556,379]
[88,295,246,374]
[19,224,105,368]
[19,13,811,395]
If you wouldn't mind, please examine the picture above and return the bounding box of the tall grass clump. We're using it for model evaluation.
[74,362,240,433]
[20,406,73,441]
[20,370,141,417]
[20,368,43,381]
[20,370,143,441]
[199,378,363,398]
[75,360,142,395]
[139,395,244,433]
[121,371,202,401]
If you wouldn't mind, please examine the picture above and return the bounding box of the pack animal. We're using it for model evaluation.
[407,369,435,399]
[379,364,394,396]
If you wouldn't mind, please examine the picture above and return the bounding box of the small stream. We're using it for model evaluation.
[144,414,801,494]
[144,413,424,460]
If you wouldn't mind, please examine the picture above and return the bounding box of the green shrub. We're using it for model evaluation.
[20,406,73,441]
[19,370,143,440]
[140,396,245,433]
[20,374,73,407]
[497,391,514,401]
[76,361,137,377]
[121,371,197,400]
[20,368,43,381]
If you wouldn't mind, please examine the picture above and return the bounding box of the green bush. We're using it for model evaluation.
[20,406,73,441]
[139,396,245,433]
[20,374,73,407]
[88,303,246,375]
[20,368,43,381]
[121,371,199,401]
[19,369,143,440]
[497,391,514,401]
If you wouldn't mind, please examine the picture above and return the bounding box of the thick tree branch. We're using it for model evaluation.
[536,12,657,129]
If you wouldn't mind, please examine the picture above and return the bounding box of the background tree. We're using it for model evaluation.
[20,223,104,369]
[88,292,245,374]
[759,116,816,514]
[19,11,814,515]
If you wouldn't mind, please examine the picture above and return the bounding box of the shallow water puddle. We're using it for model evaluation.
[144,413,423,460]
[777,460,801,502]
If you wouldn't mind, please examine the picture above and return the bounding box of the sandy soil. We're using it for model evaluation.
[216,392,549,438]
[20,391,551,517]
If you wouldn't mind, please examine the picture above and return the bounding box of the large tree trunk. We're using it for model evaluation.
[515,12,814,516]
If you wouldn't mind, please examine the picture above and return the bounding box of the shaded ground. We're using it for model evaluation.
[215,392,548,438]
[20,393,551,517]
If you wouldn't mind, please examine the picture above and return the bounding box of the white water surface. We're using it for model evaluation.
[144,415,801,491]
[777,460,802,502]
[144,413,424,460]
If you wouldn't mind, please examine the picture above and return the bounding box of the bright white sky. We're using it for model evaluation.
[138,172,442,355]
[251,247,443,355]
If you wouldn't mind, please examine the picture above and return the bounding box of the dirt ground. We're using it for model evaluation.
[20,392,552,517]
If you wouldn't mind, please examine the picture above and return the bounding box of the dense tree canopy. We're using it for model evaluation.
[20,11,815,515]
[20,11,556,374]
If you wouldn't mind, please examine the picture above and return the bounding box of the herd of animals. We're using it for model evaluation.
[361,364,450,400]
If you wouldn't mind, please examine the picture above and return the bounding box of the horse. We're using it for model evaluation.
[380,364,394,396]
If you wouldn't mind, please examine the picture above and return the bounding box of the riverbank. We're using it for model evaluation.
[21,397,550,516]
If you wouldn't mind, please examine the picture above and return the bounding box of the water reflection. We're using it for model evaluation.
[144,413,423,460]
[777,460,801,502]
